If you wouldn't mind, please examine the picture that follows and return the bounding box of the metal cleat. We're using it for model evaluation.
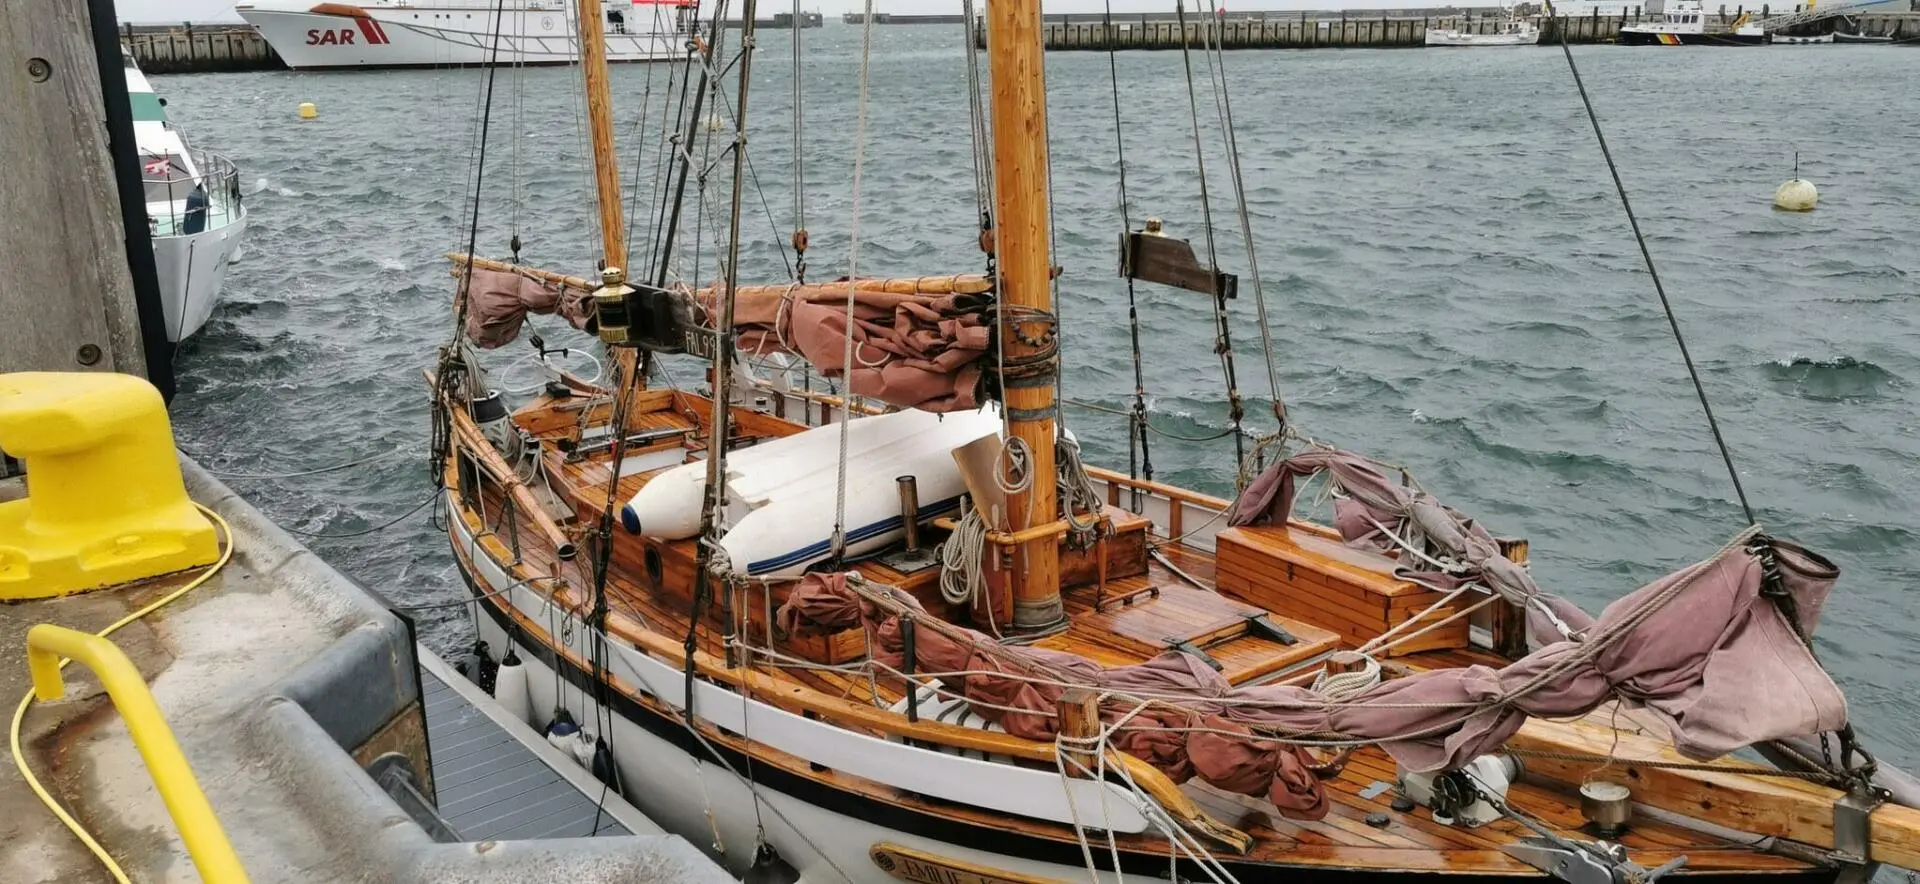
[1504,836,1687,884]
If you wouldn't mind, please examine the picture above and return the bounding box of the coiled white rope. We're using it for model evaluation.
[994,434,1034,495]
[939,504,988,606]
[1055,436,1104,534]
[1309,652,1383,700]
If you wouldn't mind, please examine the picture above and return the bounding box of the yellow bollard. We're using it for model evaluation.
[0,373,217,599]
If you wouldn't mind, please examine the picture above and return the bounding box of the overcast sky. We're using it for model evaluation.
[117,0,1447,25]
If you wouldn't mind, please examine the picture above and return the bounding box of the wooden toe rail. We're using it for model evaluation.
[1509,713,1920,871]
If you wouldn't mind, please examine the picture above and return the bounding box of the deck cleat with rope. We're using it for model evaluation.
[1505,836,1689,884]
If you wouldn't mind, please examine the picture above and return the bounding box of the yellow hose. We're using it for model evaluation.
[8,503,234,884]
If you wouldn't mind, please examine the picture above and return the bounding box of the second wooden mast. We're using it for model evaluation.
[985,0,1064,630]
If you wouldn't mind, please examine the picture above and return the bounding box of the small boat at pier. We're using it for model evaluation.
[1426,12,1539,46]
[125,50,246,342]
[1833,28,1893,43]
[1619,0,1766,44]
[1773,32,1836,44]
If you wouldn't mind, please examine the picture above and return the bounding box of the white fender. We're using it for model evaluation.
[493,653,530,726]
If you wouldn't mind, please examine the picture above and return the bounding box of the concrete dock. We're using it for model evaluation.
[121,23,284,74]
[2,4,731,876]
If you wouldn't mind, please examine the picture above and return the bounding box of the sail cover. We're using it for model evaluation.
[700,277,992,413]
[460,267,590,348]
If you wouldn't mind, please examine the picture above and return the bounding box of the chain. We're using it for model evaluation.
[1748,534,1881,789]
[1505,747,1842,784]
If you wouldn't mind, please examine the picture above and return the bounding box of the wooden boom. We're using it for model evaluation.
[447,252,992,302]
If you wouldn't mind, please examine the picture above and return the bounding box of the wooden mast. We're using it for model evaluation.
[573,0,643,394]
[574,0,626,270]
[984,0,1062,629]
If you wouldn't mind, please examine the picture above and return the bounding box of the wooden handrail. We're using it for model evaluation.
[1087,465,1232,512]
[434,382,579,562]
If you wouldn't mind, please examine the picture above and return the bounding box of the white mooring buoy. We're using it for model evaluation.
[1773,151,1816,212]
[1774,178,1817,212]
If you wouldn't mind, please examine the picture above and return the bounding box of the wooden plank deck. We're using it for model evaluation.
[441,394,1830,875]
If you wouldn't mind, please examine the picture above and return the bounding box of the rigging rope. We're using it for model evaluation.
[642,44,694,280]
[1198,0,1286,434]
[790,0,808,282]
[1173,0,1247,470]
[1541,0,1754,526]
[432,0,511,488]
[939,504,989,606]
[1064,398,1237,442]
[648,7,729,289]
[565,4,601,264]
[1056,435,1105,536]
[959,0,994,252]
[509,0,525,254]
[829,0,878,565]
[621,13,666,259]
[1100,0,1154,500]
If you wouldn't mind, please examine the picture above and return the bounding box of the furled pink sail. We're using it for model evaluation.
[459,267,590,349]
[779,451,1850,821]
[703,279,992,413]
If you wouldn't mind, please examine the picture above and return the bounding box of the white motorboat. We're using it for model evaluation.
[1619,0,1767,44]
[126,51,247,342]
[1425,14,1539,46]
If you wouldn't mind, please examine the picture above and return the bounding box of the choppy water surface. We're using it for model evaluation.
[156,33,1920,765]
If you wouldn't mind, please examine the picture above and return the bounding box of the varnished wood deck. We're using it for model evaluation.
[440,389,1836,877]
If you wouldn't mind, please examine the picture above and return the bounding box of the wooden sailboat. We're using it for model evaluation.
[429,0,1920,880]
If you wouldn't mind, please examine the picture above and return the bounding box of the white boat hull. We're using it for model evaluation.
[453,509,1155,883]
[152,216,247,342]
[472,616,1144,883]
[1425,28,1538,46]
[235,1,685,69]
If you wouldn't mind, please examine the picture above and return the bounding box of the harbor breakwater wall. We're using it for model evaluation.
[120,10,1920,73]
[121,24,284,74]
[1005,10,1920,49]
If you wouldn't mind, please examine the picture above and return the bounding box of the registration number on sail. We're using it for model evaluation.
[869,843,1065,884]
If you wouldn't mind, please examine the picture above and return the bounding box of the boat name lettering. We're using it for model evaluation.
[307,28,357,45]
